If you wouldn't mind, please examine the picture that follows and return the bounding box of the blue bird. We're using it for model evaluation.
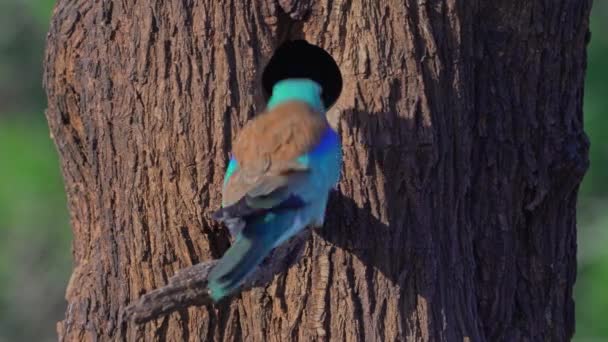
[208,78,342,302]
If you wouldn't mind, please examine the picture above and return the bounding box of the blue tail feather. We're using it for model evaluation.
[208,212,297,302]
[207,235,273,301]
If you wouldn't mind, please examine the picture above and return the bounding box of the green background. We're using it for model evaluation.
[0,2,605,341]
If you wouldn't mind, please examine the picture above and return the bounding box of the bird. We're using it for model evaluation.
[207,76,343,302]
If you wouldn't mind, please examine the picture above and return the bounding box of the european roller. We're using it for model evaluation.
[208,77,342,302]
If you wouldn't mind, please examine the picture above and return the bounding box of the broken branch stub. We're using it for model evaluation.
[123,231,311,324]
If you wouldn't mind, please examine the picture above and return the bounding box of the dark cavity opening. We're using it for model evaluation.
[262,40,342,109]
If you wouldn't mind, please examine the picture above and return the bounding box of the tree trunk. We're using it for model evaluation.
[44,0,591,341]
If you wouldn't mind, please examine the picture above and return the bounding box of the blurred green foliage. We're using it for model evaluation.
[581,3,608,198]
[0,1,72,341]
[0,1,605,341]
[0,119,71,342]
[575,3,608,341]
[0,1,50,115]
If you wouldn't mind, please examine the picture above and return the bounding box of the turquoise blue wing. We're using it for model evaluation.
[223,156,239,187]
[302,126,342,188]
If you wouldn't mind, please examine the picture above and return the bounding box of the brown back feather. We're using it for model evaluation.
[233,101,328,166]
[222,101,328,207]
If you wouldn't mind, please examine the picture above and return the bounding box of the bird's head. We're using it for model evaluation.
[266,78,324,112]
[262,40,342,110]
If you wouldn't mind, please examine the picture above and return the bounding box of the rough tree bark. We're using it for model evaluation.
[44,0,592,341]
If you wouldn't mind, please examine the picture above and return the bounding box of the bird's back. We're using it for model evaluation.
[232,101,329,167]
